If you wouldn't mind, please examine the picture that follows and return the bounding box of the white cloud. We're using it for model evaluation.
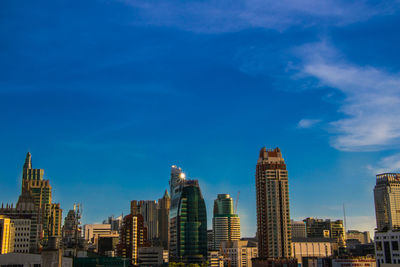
[120,0,399,33]
[367,153,400,174]
[298,119,321,128]
[298,42,400,151]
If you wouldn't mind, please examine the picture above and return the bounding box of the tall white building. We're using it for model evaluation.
[213,194,240,250]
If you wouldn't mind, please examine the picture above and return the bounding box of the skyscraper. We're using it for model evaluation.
[255,147,292,259]
[169,166,207,264]
[374,173,400,231]
[158,189,170,250]
[19,153,62,243]
[212,194,240,250]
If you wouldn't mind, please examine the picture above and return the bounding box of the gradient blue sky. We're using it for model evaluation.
[1,0,400,237]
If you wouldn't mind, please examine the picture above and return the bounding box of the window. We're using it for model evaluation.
[393,241,399,251]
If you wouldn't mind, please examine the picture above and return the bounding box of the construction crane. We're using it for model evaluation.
[235,191,240,214]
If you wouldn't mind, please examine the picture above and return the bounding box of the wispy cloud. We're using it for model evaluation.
[298,119,321,129]
[367,153,400,174]
[121,0,399,33]
[298,42,400,151]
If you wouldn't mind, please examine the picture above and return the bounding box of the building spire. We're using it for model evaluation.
[24,152,32,170]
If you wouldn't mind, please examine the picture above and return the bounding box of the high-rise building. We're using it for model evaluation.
[169,166,207,264]
[303,218,346,247]
[130,200,159,244]
[0,215,15,254]
[158,190,170,250]
[212,194,240,250]
[19,153,62,242]
[291,220,307,238]
[117,214,149,265]
[374,173,400,231]
[255,147,292,259]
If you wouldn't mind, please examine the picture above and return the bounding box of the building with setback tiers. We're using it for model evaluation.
[255,147,292,259]
[20,153,62,242]
[169,166,207,264]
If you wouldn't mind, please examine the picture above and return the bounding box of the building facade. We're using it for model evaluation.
[20,152,62,243]
[221,240,258,267]
[346,230,371,245]
[12,219,31,253]
[375,230,400,266]
[213,194,240,250]
[169,166,207,264]
[0,216,15,254]
[117,214,149,265]
[303,218,346,247]
[374,173,400,232]
[291,237,337,265]
[255,147,292,258]
[158,190,170,250]
[291,220,307,238]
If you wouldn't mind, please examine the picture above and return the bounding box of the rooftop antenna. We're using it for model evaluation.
[235,191,240,214]
[343,203,347,232]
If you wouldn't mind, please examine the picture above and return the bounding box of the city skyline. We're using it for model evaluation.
[1,150,379,238]
[2,0,400,239]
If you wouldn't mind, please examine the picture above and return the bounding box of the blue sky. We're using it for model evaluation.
[1,0,400,236]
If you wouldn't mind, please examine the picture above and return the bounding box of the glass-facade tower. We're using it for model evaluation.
[169,166,207,264]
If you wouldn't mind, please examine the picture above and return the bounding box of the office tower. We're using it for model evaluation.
[255,147,292,258]
[169,166,207,264]
[291,220,307,238]
[212,194,240,250]
[117,214,149,265]
[19,153,62,242]
[140,200,159,242]
[303,218,346,247]
[129,200,158,244]
[0,215,15,254]
[374,173,400,231]
[220,240,258,267]
[158,189,170,249]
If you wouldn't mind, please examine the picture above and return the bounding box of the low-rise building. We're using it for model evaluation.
[292,237,337,265]
[138,246,164,266]
[292,220,307,238]
[208,251,224,267]
[347,230,371,245]
[332,258,376,267]
[0,252,72,267]
[221,240,258,267]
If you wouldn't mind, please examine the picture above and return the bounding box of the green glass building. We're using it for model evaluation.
[169,167,207,264]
